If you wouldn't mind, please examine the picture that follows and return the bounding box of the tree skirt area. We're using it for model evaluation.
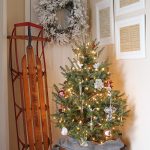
[53,136,126,150]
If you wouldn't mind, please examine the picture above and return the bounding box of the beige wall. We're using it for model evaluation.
[7,0,25,149]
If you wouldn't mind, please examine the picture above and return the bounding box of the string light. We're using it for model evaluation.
[96,108,100,111]
[101,68,105,71]
[79,120,82,124]
[88,105,91,108]
[59,118,62,123]
[93,116,97,120]
[85,87,89,90]
[87,42,90,46]
[112,116,116,119]
[77,127,80,130]
[78,106,81,110]
[118,117,121,120]
[112,127,115,130]
[91,51,96,54]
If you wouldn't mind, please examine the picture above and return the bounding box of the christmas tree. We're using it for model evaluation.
[53,40,129,145]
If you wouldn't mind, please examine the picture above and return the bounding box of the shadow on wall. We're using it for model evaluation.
[106,44,135,150]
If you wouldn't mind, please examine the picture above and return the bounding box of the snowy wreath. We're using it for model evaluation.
[36,0,88,44]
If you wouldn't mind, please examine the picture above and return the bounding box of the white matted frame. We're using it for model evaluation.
[115,0,145,16]
[115,15,145,59]
[96,0,114,45]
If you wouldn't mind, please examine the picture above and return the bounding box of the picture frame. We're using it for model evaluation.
[115,0,145,16]
[96,0,114,45]
[115,15,145,59]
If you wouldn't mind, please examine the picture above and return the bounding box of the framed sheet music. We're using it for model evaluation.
[96,0,114,45]
[115,0,145,16]
[115,15,145,59]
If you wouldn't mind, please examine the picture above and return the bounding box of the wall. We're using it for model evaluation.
[0,0,9,149]
[7,0,25,149]
[90,0,150,150]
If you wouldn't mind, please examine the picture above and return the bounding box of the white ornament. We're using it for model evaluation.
[104,130,111,137]
[104,106,117,121]
[93,63,100,70]
[61,127,68,136]
[94,79,104,90]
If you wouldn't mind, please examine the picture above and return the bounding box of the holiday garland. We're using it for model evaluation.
[35,0,89,44]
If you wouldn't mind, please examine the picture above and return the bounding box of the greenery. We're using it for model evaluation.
[53,40,129,144]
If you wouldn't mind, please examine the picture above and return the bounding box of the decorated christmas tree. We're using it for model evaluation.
[53,40,129,146]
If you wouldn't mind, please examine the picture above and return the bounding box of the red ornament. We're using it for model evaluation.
[58,90,65,97]
[104,80,113,88]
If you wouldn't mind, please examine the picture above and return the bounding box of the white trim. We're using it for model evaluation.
[96,0,114,45]
[115,15,146,59]
[115,0,145,16]
[0,0,9,149]
[25,0,31,22]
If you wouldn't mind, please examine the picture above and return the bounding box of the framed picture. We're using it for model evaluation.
[115,15,145,59]
[96,0,114,45]
[115,0,145,16]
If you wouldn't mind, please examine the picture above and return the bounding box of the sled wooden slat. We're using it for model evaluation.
[36,56,49,150]
[27,47,43,150]
[22,55,34,150]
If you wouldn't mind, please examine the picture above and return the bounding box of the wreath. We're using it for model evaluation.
[36,0,89,44]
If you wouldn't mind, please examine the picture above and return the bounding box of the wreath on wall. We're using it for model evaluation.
[35,0,89,44]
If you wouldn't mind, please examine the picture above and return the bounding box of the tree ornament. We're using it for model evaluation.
[89,117,93,130]
[94,79,104,90]
[104,106,117,121]
[58,89,65,97]
[93,63,100,70]
[105,80,113,89]
[104,130,112,137]
[35,0,89,44]
[61,127,68,135]
[79,82,84,114]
